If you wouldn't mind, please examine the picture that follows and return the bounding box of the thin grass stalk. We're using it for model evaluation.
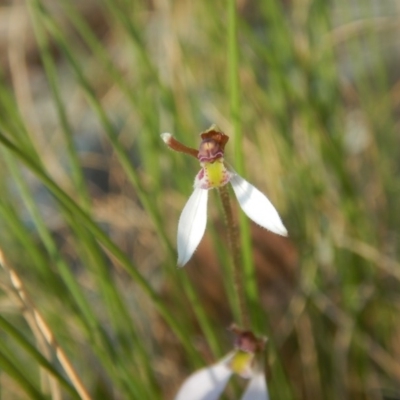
[30,8,90,210]
[227,0,241,160]
[3,150,99,333]
[0,130,201,362]
[21,304,62,400]
[27,0,168,253]
[227,0,261,330]
[296,313,323,399]
[29,0,172,253]
[0,250,92,400]
[312,290,400,382]
[0,90,42,167]
[99,0,179,118]
[8,286,62,400]
[61,0,165,190]
[0,314,80,398]
[0,199,55,280]
[73,225,156,397]
[28,0,221,358]
[0,349,46,400]
[1,151,148,394]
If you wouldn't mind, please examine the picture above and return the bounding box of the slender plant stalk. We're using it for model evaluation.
[0,313,80,398]
[28,3,220,359]
[0,250,92,400]
[30,10,90,210]
[0,129,200,362]
[227,0,262,330]
[1,279,62,399]
[218,185,248,328]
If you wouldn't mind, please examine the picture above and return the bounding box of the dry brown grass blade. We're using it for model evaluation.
[313,291,400,383]
[296,313,323,400]
[0,249,92,400]
[336,236,400,282]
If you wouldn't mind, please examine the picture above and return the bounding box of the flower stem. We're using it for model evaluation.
[218,185,248,328]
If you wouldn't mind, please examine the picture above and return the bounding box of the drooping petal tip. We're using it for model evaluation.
[230,174,288,237]
[174,361,232,400]
[177,188,209,267]
[241,370,269,400]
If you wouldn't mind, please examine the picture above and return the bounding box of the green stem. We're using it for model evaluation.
[228,0,261,331]
[218,186,248,328]
[228,0,240,161]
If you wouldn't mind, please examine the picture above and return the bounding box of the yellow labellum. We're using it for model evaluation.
[203,159,228,188]
[229,350,254,376]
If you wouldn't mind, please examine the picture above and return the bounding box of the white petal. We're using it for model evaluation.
[175,362,233,400]
[177,188,208,266]
[230,174,288,236]
[241,371,270,400]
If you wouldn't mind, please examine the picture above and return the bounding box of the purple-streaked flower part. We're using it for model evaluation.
[198,138,225,162]
[241,370,270,400]
[174,358,233,400]
[230,173,288,236]
[177,187,208,267]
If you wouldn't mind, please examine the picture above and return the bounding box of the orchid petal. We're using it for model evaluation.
[230,174,288,236]
[177,188,208,266]
[241,371,270,400]
[175,362,233,400]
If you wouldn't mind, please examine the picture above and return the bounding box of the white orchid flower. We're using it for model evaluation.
[175,357,269,400]
[175,327,269,400]
[174,356,233,400]
[161,125,288,267]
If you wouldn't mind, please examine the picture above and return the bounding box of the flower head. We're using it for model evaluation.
[162,125,288,266]
[174,326,269,400]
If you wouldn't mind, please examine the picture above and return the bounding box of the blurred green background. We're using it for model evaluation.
[0,0,399,399]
